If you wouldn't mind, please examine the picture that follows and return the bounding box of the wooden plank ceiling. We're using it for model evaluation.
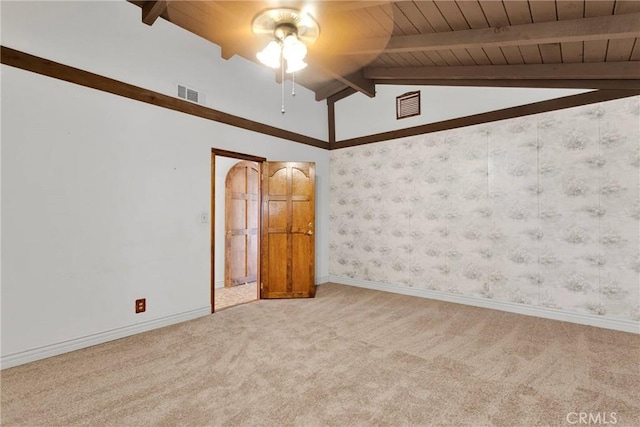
[129,1,640,103]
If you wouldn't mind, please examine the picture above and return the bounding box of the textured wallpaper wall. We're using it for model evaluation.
[329,96,640,322]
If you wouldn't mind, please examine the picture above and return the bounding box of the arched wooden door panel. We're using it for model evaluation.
[225,161,259,287]
[261,162,315,298]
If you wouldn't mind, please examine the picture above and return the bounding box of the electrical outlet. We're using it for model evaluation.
[135,298,146,313]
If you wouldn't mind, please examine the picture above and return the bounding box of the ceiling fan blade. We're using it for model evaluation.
[138,1,395,94]
[304,1,394,76]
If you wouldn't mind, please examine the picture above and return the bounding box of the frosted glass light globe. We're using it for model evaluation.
[282,35,307,62]
[257,41,282,69]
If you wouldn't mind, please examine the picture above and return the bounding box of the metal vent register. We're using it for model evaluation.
[177,85,205,104]
[396,91,421,120]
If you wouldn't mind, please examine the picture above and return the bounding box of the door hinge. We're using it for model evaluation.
[260,282,263,290]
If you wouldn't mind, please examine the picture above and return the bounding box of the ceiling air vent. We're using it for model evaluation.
[396,91,421,120]
[177,84,206,105]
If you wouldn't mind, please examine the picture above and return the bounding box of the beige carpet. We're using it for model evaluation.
[1,283,639,426]
[214,282,258,311]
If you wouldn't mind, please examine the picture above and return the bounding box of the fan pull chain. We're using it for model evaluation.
[291,72,296,97]
[281,61,285,115]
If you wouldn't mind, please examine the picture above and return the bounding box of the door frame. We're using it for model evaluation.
[211,148,266,313]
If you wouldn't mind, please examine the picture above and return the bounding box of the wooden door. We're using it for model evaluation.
[261,162,315,298]
[225,161,259,287]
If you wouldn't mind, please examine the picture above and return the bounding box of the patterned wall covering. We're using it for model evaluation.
[329,96,640,322]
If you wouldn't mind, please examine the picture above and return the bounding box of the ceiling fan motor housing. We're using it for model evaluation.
[252,8,320,46]
[274,23,298,41]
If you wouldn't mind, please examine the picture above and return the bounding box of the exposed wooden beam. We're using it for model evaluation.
[373,79,640,90]
[328,102,336,145]
[333,70,376,98]
[343,12,640,55]
[328,88,358,104]
[315,80,349,101]
[365,62,640,80]
[307,50,376,99]
[312,67,375,100]
[330,89,640,150]
[141,0,167,26]
[328,1,391,12]
[0,46,327,149]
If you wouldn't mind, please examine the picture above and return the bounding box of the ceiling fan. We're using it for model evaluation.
[131,1,395,101]
[252,8,320,74]
[247,1,394,88]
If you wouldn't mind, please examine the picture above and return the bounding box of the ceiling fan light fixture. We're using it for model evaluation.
[252,8,319,113]
[282,34,307,63]
[252,8,319,74]
[257,40,281,69]
[285,58,307,74]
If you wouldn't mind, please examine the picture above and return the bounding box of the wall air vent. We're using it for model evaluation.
[396,91,421,120]
[177,84,206,105]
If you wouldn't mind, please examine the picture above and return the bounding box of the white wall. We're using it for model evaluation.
[0,0,327,141]
[1,1,329,367]
[335,85,592,140]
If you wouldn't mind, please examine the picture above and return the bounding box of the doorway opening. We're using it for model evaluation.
[218,160,259,310]
[211,149,266,313]
[211,149,317,312]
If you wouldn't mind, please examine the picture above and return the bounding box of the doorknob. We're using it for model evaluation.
[306,230,314,236]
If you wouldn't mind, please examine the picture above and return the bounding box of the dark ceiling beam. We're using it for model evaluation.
[313,68,376,101]
[331,70,376,98]
[328,1,391,12]
[343,12,640,55]
[141,0,167,26]
[220,44,238,60]
[327,88,358,104]
[373,79,640,90]
[306,36,377,97]
[315,80,349,101]
[365,62,640,80]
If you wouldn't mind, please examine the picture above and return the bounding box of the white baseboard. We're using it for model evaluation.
[0,306,211,369]
[316,276,330,285]
[329,276,640,334]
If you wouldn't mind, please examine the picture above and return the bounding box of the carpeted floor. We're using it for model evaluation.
[1,283,639,426]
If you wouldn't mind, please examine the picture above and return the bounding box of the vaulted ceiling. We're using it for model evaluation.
[129,1,640,103]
